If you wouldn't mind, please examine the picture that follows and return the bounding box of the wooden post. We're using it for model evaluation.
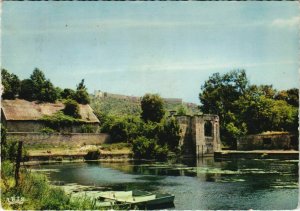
[15,141,23,187]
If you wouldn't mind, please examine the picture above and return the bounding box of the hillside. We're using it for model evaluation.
[90,94,200,116]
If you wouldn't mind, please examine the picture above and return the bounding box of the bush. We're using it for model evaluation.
[41,111,81,130]
[40,127,56,134]
[1,160,98,210]
[158,117,181,152]
[132,136,169,161]
[63,99,81,118]
[132,137,157,159]
[80,124,96,133]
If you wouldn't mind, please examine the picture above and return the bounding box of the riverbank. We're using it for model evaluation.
[214,150,299,159]
[24,143,133,163]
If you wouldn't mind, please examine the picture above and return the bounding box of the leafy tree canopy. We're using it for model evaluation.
[141,94,165,123]
[199,70,298,148]
[75,79,90,104]
[1,69,21,99]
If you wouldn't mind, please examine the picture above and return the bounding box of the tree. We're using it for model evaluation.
[40,80,59,103]
[199,70,249,147]
[61,88,76,100]
[141,94,165,123]
[158,117,181,151]
[1,69,21,99]
[29,68,58,102]
[75,79,90,104]
[63,99,81,118]
[275,88,299,107]
[176,104,188,115]
[200,70,298,148]
[19,79,34,101]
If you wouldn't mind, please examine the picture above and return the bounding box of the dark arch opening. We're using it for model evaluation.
[204,121,213,137]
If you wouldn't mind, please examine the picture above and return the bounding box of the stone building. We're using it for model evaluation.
[175,114,221,157]
[237,132,298,150]
[1,99,100,133]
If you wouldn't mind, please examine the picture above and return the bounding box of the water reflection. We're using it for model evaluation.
[31,157,299,210]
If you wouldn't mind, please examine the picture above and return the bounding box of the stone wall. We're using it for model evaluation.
[237,133,297,150]
[7,132,111,147]
[4,120,100,133]
[175,114,221,157]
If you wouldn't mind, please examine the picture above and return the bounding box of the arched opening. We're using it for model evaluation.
[204,121,213,137]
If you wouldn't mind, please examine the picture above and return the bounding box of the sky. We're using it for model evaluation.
[1,2,299,103]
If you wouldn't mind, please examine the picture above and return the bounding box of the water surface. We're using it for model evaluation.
[31,158,299,210]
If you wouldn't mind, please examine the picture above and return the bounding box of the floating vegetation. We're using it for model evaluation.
[219,178,246,183]
[188,167,239,175]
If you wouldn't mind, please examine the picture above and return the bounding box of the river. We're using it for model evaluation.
[31,157,299,210]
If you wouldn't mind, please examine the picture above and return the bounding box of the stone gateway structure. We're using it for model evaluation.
[175,114,221,157]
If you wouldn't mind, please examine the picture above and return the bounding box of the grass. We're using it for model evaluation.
[1,161,100,210]
[25,143,132,157]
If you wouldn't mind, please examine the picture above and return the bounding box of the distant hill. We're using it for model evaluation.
[90,91,200,116]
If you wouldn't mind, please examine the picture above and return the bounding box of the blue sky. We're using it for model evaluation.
[2,2,299,103]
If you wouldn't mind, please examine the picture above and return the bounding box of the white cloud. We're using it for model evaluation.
[271,16,300,27]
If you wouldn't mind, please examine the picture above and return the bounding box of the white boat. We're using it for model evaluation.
[97,190,175,209]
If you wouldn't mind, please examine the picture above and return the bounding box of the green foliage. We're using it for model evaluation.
[1,126,18,161]
[40,127,56,134]
[176,104,188,115]
[30,68,59,102]
[158,117,181,151]
[275,88,299,107]
[61,88,76,100]
[141,94,165,123]
[1,69,21,99]
[132,136,168,160]
[199,70,299,148]
[41,111,81,130]
[63,99,81,118]
[80,124,97,133]
[19,79,34,100]
[75,79,90,104]
[105,115,143,143]
[1,160,98,210]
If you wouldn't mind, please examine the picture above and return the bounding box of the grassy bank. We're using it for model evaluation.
[25,143,132,159]
[1,161,100,210]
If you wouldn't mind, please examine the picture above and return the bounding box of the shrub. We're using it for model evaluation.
[80,124,96,133]
[132,137,157,159]
[132,136,169,161]
[41,111,81,130]
[40,127,56,134]
[63,99,81,118]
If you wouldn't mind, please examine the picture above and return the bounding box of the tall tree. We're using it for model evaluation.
[141,94,165,123]
[199,70,298,148]
[75,79,90,104]
[29,68,58,102]
[275,88,299,107]
[19,79,34,100]
[199,70,249,147]
[1,69,21,99]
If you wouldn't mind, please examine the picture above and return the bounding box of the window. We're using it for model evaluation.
[204,121,212,137]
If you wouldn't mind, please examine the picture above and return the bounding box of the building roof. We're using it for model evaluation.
[1,99,100,123]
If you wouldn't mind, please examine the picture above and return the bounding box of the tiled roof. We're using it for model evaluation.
[1,99,99,123]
